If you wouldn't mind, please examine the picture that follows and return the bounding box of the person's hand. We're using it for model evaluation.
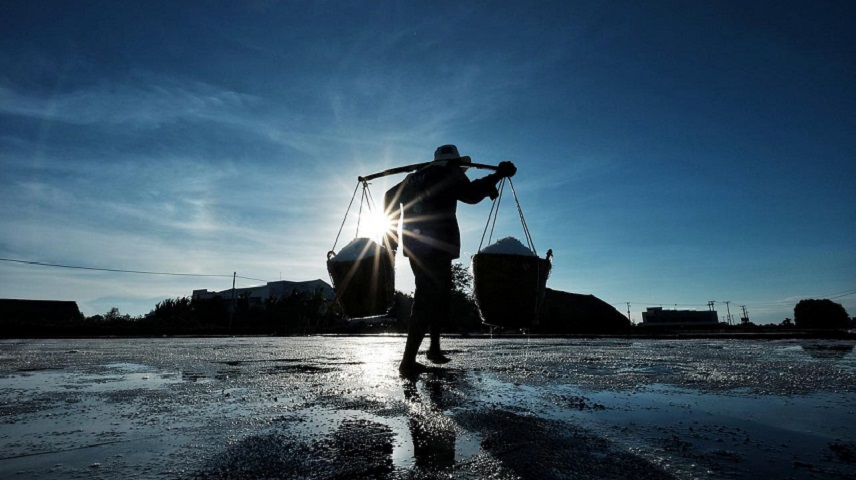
[487,184,499,200]
[497,161,517,178]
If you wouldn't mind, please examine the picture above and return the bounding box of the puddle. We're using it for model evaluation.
[470,372,856,479]
[4,366,182,393]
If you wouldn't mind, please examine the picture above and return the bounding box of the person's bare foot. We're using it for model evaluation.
[426,349,451,364]
[398,360,428,377]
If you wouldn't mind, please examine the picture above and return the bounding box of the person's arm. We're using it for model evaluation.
[457,161,517,204]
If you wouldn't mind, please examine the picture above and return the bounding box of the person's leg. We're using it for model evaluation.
[400,318,426,369]
[399,257,432,372]
[401,255,453,370]
[426,258,452,364]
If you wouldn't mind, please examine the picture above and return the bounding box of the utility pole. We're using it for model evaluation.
[740,305,749,325]
[229,272,236,331]
[724,301,733,326]
[707,300,716,312]
[626,302,632,323]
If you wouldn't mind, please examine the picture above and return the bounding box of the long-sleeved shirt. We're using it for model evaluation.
[384,161,502,259]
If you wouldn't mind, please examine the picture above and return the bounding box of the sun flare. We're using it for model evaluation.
[359,209,393,244]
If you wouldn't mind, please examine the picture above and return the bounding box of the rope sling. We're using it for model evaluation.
[478,177,538,256]
[329,179,380,259]
[471,176,552,329]
[326,177,394,318]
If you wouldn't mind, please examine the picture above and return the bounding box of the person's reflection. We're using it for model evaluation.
[402,372,457,472]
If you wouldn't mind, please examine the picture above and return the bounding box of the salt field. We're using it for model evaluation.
[1,336,854,479]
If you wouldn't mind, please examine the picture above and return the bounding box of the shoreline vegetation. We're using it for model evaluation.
[4,332,855,340]
[2,280,852,339]
[3,304,853,339]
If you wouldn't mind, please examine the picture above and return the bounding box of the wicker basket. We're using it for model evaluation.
[472,252,551,329]
[327,242,395,319]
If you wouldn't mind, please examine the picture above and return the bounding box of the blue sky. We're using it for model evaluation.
[1,0,854,324]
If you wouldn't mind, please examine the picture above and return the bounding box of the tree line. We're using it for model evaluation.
[81,292,852,336]
[3,264,852,336]
[26,264,483,336]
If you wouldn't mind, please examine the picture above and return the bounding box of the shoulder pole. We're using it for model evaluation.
[358,162,498,182]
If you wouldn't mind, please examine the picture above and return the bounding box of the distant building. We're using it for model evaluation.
[192,279,335,308]
[0,299,83,334]
[0,299,82,321]
[641,307,719,327]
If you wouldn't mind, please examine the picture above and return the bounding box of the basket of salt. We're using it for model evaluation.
[473,237,551,329]
[327,237,395,318]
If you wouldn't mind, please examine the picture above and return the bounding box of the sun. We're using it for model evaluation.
[359,209,393,244]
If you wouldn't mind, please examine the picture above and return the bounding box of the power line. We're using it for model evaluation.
[617,287,856,312]
[0,257,269,283]
[736,288,856,307]
[624,301,711,308]
[235,275,270,283]
[825,288,856,300]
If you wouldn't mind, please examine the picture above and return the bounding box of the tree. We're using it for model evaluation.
[145,296,229,333]
[389,291,413,332]
[794,299,850,329]
[451,262,473,296]
[450,262,483,334]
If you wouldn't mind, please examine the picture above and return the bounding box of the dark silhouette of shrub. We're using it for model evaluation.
[388,291,413,332]
[143,296,231,334]
[794,299,850,329]
[263,289,331,334]
[538,289,630,333]
[450,262,484,334]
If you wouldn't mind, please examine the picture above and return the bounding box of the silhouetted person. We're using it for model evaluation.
[384,144,516,374]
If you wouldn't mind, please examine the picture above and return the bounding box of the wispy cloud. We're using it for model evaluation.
[0,74,259,128]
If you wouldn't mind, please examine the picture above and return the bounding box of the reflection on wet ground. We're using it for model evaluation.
[0,337,854,479]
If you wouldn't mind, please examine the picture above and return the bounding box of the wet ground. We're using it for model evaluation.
[1,336,854,479]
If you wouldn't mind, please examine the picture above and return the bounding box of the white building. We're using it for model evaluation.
[641,307,719,327]
[192,279,335,307]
